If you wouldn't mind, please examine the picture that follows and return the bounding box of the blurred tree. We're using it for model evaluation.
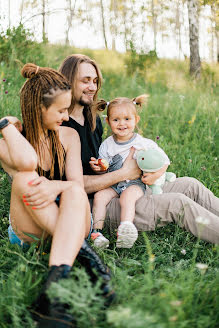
[200,0,219,62]
[110,0,118,51]
[175,0,183,58]
[119,0,136,51]
[187,0,201,77]
[20,0,50,42]
[65,0,77,45]
[151,0,158,51]
[100,0,108,49]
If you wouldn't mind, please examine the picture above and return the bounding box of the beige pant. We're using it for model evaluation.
[105,177,219,244]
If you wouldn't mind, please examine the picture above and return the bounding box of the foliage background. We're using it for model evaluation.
[0,25,218,328]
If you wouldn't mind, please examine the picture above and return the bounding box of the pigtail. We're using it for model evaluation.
[92,99,108,112]
[132,94,149,107]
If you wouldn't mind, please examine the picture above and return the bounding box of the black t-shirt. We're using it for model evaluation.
[62,109,103,176]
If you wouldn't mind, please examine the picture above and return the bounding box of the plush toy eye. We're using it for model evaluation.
[142,157,144,160]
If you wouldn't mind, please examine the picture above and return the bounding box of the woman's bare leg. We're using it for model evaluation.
[10,171,90,266]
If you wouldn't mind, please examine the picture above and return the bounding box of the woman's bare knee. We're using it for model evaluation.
[71,182,88,202]
[12,171,38,194]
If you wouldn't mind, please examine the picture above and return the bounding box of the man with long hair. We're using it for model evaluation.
[59,54,140,196]
[59,54,219,245]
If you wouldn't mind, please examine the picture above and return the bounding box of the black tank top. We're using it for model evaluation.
[22,128,66,181]
[39,148,66,181]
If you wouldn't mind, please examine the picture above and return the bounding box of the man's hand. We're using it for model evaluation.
[23,177,60,209]
[122,147,141,180]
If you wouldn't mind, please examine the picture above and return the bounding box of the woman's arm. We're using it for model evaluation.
[0,117,37,172]
[62,127,84,186]
[22,127,84,209]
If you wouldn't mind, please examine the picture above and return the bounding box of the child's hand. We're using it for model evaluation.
[141,172,159,185]
[89,157,109,172]
[141,165,168,185]
[89,157,100,172]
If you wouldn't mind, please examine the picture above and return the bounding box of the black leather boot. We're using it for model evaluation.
[32,265,76,328]
[77,240,116,305]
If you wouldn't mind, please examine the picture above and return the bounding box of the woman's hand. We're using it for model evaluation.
[1,116,23,133]
[23,177,60,209]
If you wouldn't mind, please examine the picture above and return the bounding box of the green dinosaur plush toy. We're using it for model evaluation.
[136,149,176,194]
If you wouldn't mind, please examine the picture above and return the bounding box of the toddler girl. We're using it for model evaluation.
[90,95,170,248]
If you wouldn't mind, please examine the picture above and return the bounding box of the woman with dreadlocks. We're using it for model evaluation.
[0,63,114,327]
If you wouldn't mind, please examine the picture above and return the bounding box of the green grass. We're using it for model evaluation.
[0,43,219,328]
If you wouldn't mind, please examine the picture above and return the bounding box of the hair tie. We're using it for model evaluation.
[133,101,136,105]
[35,66,40,74]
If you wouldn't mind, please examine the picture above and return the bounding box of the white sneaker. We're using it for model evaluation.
[116,222,138,248]
[91,231,109,249]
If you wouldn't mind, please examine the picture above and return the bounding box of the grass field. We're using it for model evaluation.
[0,42,219,328]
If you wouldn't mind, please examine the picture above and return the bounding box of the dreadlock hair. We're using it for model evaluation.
[93,94,149,119]
[59,54,102,131]
[20,63,71,179]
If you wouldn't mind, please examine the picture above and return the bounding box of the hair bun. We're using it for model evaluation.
[21,63,40,79]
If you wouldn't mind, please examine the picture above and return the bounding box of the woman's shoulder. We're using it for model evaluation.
[59,126,80,149]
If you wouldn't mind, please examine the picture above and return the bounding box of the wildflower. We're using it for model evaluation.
[188,114,196,124]
[181,249,186,255]
[214,157,217,161]
[169,316,178,322]
[179,95,185,100]
[156,136,160,140]
[188,159,192,163]
[195,216,210,226]
[3,79,6,82]
[5,90,8,94]
[170,300,182,307]
[201,166,206,171]
[196,263,208,274]
[149,254,155,263]
[42,252,47,255]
